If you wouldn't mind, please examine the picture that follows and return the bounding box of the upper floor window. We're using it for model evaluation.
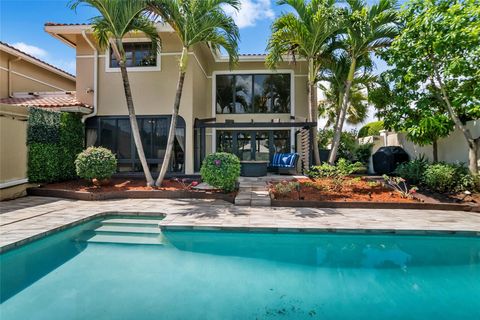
[216,73,291,114]
[109,42,158,69]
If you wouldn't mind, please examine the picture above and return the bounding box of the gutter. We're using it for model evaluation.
[81,30,98,123]
[8,57,22,97]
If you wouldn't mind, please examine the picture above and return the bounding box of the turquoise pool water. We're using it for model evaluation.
[1,217,480,320]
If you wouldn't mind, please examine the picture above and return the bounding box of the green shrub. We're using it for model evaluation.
[353,143,373,164]
[200,152,240,192]
[27,108,84,183]
[59,113,85,179]
[273,181,300,194]
[75,147,117,180]
[307,158,363,178]
[422,163,472,193]
[394,156,429,185]
[27,143,62,182]
[358,121,384,138]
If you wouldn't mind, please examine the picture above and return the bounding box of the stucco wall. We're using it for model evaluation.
[0,105,28,200]
[360,119,480,173]
[0,49,75,99]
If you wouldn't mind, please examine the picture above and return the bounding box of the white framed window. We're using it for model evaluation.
[105,38,161,72]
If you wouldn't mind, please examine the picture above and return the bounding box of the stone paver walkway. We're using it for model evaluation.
[1,196,480,252]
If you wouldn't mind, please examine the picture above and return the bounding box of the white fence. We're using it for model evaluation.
[359,119,480,174]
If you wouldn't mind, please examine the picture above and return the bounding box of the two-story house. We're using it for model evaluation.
[45,22,316,175]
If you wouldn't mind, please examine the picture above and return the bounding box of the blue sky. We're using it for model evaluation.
[1,0,396,76]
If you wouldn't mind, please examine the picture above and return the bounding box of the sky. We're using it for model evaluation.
[0,0,398,128]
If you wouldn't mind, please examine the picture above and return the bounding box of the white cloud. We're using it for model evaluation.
[224,0,275,28]
[12,42,48,58]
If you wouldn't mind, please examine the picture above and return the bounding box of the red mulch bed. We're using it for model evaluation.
[270,177,417,203]
[44,178,204,193]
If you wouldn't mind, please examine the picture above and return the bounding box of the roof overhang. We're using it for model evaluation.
[45,23,175,48]
[0,43,76,81]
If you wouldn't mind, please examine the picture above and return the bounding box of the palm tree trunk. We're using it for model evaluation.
[328,58,356,164]
[309,82,321,165]
[155,48,188,186]
[118,63,155,186]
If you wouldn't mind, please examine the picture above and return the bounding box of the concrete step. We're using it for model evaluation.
[101,218,163,228]
[80,233,164,245]
[95,225,161,234]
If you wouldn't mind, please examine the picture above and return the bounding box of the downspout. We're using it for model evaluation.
[8,57,22,97]
[81,30,98,123]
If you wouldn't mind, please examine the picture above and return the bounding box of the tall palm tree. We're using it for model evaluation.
[319,84,368,127]
[328,0,399,164]
[266,0,342,165]
[70,0,158,186]
[147,0,240,187]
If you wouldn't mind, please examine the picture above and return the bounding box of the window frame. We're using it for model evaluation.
[213,70,294,116]
[105,38,161,73]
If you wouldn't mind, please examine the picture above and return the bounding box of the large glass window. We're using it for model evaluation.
[216,130,291,165]
[86,116,185,173]
[110,42,157,68]
[216,74,291,114]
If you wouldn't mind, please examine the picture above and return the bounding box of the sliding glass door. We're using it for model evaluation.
[216,130,291,166]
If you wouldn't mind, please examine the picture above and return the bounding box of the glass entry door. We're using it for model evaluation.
[216,130,291,165]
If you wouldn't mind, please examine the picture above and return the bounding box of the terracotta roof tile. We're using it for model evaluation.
[0,41,76,79]
[0,93,89,109]
[44,22,90,26]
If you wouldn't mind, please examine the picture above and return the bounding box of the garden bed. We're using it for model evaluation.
[269,177,480,212]
[27,178,236,203]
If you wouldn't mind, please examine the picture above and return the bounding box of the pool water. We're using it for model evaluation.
[1,217,480,320]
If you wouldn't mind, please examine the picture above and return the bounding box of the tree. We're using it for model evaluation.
[147,0,239,186]
[371,74,453,162]
[70,0,158,186]
[328,0,399,164]
[266,0,342,165]
[318,53,374,129]
[382,0,480,173]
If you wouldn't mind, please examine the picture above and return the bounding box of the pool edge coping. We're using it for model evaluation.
[2,211,480,254]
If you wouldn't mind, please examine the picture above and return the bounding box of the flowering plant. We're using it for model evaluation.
[173,178,199,190]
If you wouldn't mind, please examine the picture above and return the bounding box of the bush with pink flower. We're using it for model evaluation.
[200,152,240,192]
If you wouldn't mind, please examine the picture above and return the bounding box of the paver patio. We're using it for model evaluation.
[1,196,480,252]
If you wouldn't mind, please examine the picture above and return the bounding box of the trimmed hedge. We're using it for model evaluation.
[200,152,240,192]
[358,121,384,138]
[75,147,117,180]
[27,108,84,183]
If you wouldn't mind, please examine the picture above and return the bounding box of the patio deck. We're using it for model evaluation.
[1,196,480,253]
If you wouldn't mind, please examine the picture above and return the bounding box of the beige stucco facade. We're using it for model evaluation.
[0,43,76,99]
[47,26,310,174]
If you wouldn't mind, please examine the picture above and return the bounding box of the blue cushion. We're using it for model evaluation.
[271,153,298,168]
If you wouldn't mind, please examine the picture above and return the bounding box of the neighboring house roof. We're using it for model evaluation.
[0,92,91,113]
[0,41,76,81]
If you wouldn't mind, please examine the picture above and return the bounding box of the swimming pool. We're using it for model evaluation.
[1,216,479,319]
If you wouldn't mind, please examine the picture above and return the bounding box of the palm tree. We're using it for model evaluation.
[318,53,374,128]
[266,0,342,165]
[70,0,158,186]
[147,0,240,187]
[328,0,399,164]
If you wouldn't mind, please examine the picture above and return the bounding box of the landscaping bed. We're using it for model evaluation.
[27,178,236,203]
[269,177,480,211]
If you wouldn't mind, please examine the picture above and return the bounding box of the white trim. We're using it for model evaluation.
[211,69,295,118]
[0,43,75,81]
[81,30,98,123]
[0,178,28,189]
[105,38,161,73]
[0,66,71,91]
[77,54,106,59]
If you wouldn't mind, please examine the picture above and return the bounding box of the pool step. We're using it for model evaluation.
[95,225,161,235]
[76,218,165,245]
[79,233,164,245]
[101,218,163,228]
